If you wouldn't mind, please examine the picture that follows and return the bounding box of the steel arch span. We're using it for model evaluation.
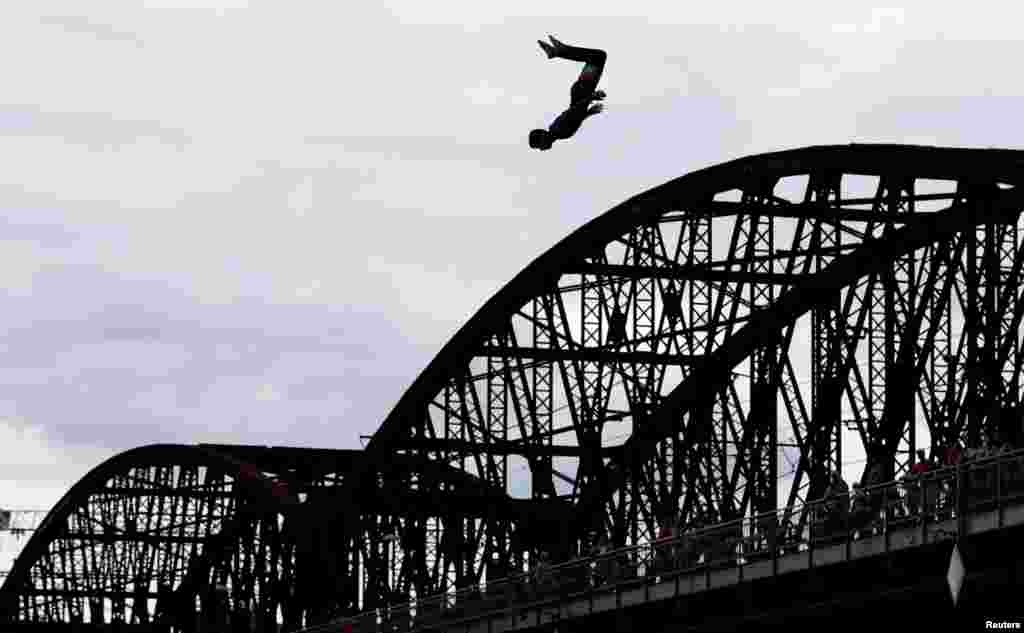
[0,443,549,631]
[6,144,1024,631]
[349,143,1024,577]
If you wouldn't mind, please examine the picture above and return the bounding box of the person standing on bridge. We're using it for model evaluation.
[653,514,676,577]
[944,443,963,467]
[850,483,871,538]
[529,35,607,151]
[532,551,553,598]
[819,471,848,540]
[591,534,613,586]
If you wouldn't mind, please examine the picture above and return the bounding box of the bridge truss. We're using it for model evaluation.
[4,144,1024,631]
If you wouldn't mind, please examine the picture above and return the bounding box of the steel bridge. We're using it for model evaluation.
[4,144,1024,631]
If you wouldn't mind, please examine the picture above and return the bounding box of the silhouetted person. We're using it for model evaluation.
[592,534,613,586]
[825,471,849,530]
[529,35,606,150]
[532,552,553,597]
[654,515,675,575]
[677,522,699,569]
[850,483,871,537]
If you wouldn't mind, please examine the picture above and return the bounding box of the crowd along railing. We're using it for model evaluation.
[294,446,1024,633]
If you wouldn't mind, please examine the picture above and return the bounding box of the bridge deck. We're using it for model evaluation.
[451,500,1024,633]
[300,452,1024,633]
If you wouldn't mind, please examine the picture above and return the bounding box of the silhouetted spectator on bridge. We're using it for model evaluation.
[560,552,590,595]
[825,471,849,535]
[654,515,676,576]
[745,509,777,560]
[812,472,846,542]
[782,522,802,554]
[677,521,699,569]
[901,474,918,519]
[703,509,741,568]
[862,463,889,533]
[531,552,554,598]
[905,449,930,517]
[999,439,1024,496]
[693,509,717,566]
[865,463,884,496]
[911,449,931,475]
[965,442,983,462]
[850,483,872,538]
[935,442,963,519]
[944,443,962,467]
[591,534,613,586]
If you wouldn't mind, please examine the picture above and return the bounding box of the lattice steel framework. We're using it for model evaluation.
[0,444,541,632]
[354,144,1024,585]
[7,145,1024,632]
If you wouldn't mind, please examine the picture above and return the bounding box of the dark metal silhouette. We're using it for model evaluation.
[4,144,1024,630]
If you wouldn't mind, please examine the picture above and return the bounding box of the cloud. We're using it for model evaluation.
[832,8,906,34]
[39,14,145,46]
[0,106,190,150]
[853,96,1024,148]
[0,419,111,513]
[142,0,248,8]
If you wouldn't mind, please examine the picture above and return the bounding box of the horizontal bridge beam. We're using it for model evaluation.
[564,262,799,285]
[478,345,703,365]
[57,533,208,544]
[705,193,957,221]
[384,437,618,457]
[94,488,234,499]
[13,588,160,600]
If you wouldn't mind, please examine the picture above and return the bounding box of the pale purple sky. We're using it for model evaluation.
[1,1,1024,535]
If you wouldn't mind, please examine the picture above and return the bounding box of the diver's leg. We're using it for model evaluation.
[548,36,606,65]
[552,36,606,91]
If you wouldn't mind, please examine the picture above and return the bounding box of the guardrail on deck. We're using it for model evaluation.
[295,447,1024,633]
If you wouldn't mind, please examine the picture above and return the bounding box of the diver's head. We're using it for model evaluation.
[529,128,553,150]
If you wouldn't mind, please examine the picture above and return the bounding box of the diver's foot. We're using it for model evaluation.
[548,35,566,51]
[537,40,556,59]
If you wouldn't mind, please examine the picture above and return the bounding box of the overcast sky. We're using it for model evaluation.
[2,0,1024,556]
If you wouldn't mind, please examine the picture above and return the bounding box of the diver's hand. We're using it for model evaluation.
[592,90,606,101]
[587,103,604,116]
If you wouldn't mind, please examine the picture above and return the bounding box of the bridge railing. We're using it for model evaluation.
[296,446,1024,633]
